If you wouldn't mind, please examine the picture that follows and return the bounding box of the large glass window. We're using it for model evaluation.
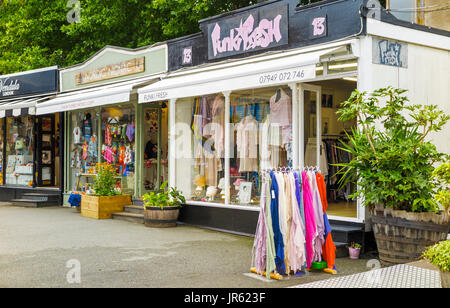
[5,116,34,186]
[69,109,99,192]
[175,86,293,207]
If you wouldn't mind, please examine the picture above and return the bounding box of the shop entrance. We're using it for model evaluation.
[35,114,59,187]
[142,103,168,192]
[301,79,358,218]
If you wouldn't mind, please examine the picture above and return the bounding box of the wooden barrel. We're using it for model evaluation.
[144,206,180,228]
[371,205,449,267]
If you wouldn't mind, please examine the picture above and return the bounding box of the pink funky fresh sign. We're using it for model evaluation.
[207,5,288,59]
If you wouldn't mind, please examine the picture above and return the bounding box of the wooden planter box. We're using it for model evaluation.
[371,204,449,267]
[441,270,450,289]
[81,195,132,220]
[144,206,180,228]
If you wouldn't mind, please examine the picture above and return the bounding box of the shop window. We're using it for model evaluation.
[175,87,293,207]
[175,94,226,204]
[230,87,293,206]
[143,105,168,191]
[69,109,99,192]
[101,105,136,195]
[5,116,34,186]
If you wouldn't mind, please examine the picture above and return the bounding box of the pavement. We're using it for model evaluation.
[0,202,441,288]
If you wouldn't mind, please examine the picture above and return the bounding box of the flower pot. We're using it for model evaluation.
[144,206,180,228]
[441,270,450,288]
[81,195,132,219]
[349,247,361,259]
[371,204,449,267]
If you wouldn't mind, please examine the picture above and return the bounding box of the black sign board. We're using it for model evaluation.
[207,4,289,60]
[0,68,58,99]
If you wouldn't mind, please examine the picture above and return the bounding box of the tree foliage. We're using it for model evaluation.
[0,0,258,75]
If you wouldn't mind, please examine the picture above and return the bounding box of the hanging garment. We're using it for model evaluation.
[210,100,225,159]
[283,173,293,273]
[302,171,317,269]
[270,89,292,148]
[235,115,259,172]
[252,178,268,275]
[316,172,336,270]
[288,173,306,273]
[103,146,115,164]
[274,172,287,257]
[124,146,133,165]
[70,148,82,169]
[126,122,135,142]
[270,171,285,275]
[264,176,276,279]
[82,143,88,161]
[308,171,325,262]
[104,125,112,146]
[88,136,98,159]
[294,172,305,226]
[73,127,82,144]
[82,113,92,143]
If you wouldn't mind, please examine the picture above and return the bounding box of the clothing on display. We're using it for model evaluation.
[251,168,336,278]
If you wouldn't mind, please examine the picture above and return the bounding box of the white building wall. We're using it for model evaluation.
[362,35,450,155]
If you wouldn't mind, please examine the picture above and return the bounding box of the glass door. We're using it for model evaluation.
[36,115,55,187]
[300,84,322,170]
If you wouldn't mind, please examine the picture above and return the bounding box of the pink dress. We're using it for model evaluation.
[302,171,317,269]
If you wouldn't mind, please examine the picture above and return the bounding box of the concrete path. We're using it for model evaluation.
[0,203,383,288]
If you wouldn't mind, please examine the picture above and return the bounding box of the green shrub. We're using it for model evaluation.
[336,87,450,213]
[142,181,186,210]
[422,240,450,272]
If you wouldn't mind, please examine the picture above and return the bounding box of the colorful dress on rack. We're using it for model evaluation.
[302,171,317,269]
[270,171,285,275]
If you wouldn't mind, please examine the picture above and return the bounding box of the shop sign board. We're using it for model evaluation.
[372,38,408,68]
[207,4,289,60]
[0,68,58,99]
[75,57,145,85]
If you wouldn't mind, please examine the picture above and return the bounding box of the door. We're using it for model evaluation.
[299,84,322,170]
[36,115,55,187]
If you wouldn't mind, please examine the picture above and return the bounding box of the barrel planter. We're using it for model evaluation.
[371,204,449,267]
[81,195,132,220]
[144,206,180,228]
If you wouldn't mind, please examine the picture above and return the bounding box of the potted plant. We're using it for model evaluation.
[422,240,450,288]
[336,87,450,266]
[81,163,131,219]
[142,181,186,228]
[433,162,450,215]
[348,242,362,260]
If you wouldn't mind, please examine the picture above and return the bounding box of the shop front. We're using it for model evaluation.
[0,67,62,206]
[35,44,169,205]
[139,0,449,236]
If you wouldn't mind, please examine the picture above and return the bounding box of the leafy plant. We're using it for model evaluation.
[422,240,450,272]
[336,87,450,213]
[142,181,186,210]
[93,163,120,197]
[433,162,450,212]
[349,242,362,249]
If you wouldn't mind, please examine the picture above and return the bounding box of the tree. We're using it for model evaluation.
[0,0,258,75]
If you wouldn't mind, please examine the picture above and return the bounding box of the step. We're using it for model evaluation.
[10,199,59,208]
[20,193,59,202]
[124,205,144,214]
[112,212,144,224]
[330,224,364,245]
[132,198,144,206]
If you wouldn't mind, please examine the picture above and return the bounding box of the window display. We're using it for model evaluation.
[69,109,99,192]
[5,116,34,186]
[175,87,293,207]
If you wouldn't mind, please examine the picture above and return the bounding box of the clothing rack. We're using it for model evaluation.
[251,167,338,281]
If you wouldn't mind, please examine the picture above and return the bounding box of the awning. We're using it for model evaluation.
[36,76,162,115]
[139,43,355,103]
[0,96,53,118]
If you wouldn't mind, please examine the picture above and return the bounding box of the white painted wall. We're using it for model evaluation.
[361,35,450,155]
